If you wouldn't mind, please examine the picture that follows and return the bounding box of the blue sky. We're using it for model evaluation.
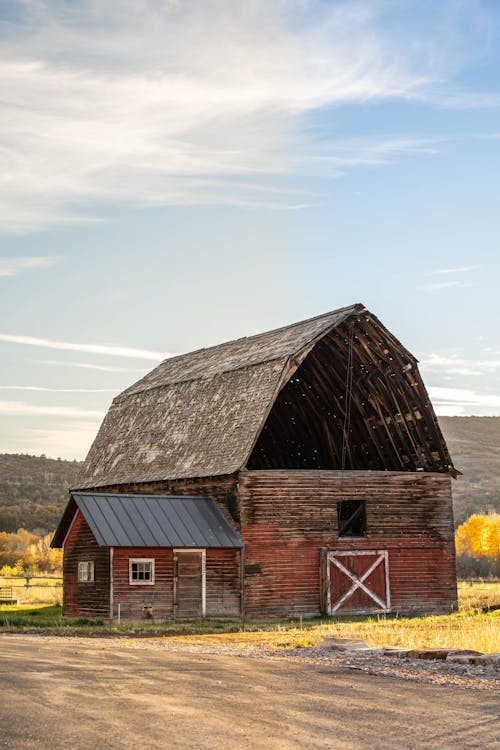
[1,0,500,459]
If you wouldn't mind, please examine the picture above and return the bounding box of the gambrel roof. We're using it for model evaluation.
[76,303,456,489]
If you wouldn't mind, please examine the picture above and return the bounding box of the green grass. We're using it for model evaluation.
[1,582,499,653]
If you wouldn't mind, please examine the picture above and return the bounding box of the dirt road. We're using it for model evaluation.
[0,635,498,749]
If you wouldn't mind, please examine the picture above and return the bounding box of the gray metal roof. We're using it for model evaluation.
[71,493,243,548]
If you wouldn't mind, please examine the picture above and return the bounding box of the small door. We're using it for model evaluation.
[174,550,206,619]
[323,550,390,615]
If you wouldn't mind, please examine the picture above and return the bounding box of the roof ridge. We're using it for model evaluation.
[157,302,365,367]
[121,303,365,398]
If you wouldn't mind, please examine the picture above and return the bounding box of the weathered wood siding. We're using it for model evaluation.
[205,548,241,617]
[239,470,457,617]
[113,547,174,620]
[111,547,241,620]
[62,510,110,619]
[76,474,240,523]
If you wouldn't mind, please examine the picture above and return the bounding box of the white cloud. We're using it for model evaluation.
[0,385,118,393]
[430,265,478,275]
[0,0,485,232]
[0,400,104,419]
[0,333,170,360]
[420,353,500,376]
[0,256,57,277]
[36,360,149,373]
[10,421,101,460]
[420,280,470,291]
[428,385,500,416]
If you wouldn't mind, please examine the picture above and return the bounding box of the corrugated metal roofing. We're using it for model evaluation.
[70,493,243,548]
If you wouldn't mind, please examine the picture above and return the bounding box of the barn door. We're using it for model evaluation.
[322,550,390,615]
[174,549,206,619]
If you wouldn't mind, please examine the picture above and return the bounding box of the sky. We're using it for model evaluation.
[1,0,500,460]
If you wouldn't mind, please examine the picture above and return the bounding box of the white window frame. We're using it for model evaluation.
[78,560,94,582]
[129,558,155,585]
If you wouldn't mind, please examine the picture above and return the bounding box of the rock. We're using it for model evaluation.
[446,650,483,663]
[382,648,411,658]
[407,649,453,660]
[320,638,369,651]
[445,655,474,664]
[468,653,500,667]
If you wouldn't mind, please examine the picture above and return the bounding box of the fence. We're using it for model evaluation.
[0,575,62,605]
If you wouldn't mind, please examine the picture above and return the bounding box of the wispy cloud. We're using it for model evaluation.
[36,360,149,373]
[428,385,500,416]
[0,0,490,231]
[0,385,118,393]
[0,256,57,277]
[0,401,104,419]
[7,421,101,460]
[420,280,471,292]
[430,266,478,275]
[420,353,500,377]
[0,333,170,360]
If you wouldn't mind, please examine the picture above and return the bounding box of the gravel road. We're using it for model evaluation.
[0,634,498,749]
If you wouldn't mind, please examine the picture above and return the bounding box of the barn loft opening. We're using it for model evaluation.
[247,314,451,473]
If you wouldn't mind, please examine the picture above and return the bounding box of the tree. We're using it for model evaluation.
[455,513,500,559]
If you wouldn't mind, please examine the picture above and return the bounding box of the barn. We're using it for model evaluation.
[52,303,458,621]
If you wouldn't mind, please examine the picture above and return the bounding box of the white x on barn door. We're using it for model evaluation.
[325,550,391,615]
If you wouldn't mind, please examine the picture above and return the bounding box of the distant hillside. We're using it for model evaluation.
[439,417,500,526]
[0,454,82,534]
[0,417,499,534]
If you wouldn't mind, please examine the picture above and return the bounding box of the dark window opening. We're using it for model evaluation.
[337,500,366,537]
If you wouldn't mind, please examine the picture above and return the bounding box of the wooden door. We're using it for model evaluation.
[323,550,390,615]
[174,550,205,619]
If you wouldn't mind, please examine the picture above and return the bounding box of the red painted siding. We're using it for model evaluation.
[239,470,457,617]
[62,510,110,619]
[112,547,174,620]
[205,548,241,617]
[111,547,241,620]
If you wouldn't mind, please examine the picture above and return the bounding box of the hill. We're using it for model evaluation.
[438,417,500,526]
[0,454,82,535]
[0,416,499,534]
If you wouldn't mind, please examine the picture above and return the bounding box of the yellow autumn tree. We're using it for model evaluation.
[455,513,500,559]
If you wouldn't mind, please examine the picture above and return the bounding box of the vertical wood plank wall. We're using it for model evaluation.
[238,470,457,617]
[62,510,110,619]
[111,547,241,620]
[113,547,174,620]
[205,548,241,617]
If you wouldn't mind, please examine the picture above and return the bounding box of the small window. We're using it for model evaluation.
[337,500,366,537]
[78,561,94,582]
[129,559,155,585]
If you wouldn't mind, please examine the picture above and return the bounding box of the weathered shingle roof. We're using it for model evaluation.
[52,493,243,548]
[76,304,364,488]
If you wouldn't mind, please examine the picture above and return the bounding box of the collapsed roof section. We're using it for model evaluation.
[76,303,456,489]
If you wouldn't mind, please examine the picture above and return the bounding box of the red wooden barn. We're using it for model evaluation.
[52,303,458,620]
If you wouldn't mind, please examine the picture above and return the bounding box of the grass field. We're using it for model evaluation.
[0,576,61,605]
[1,581,499,653]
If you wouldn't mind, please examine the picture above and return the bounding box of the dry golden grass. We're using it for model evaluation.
[172,582,500,654]
[171,613,499,654]
[458,580,500,611]
[0,577,61,605]
[1,581,498,654]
